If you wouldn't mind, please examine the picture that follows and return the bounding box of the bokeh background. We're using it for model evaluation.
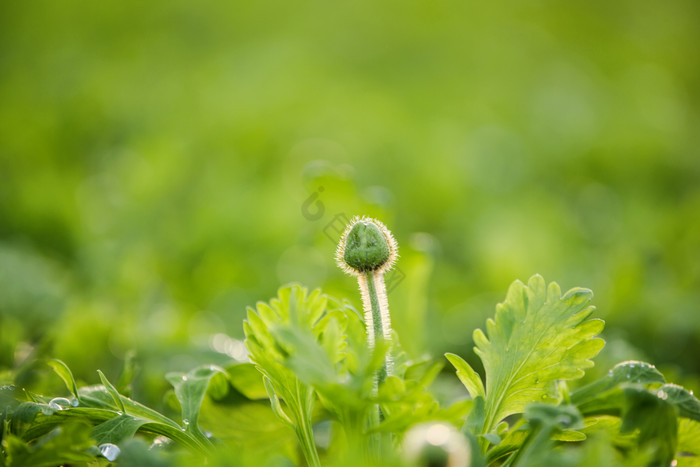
[2,0,699,408]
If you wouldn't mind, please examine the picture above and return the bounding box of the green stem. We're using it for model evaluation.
[364,271,390,387]
[294,380,321,467]
[362,271,393,459]
[296,422,321,467]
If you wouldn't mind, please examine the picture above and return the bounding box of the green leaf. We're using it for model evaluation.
[551,430,587,441]
[677,418,700,464]
[479,432,501,446]
[263,376,293,427]
[571,360,665,406]
[166,364,227,442]
[91,414,148,445]
[226,362,268,400]
[507,404,584,467]
[445,353,485,400]
[464,396,486,435]
[658,384,700,422]
[473,275,604,433]
[197,398,299,465]
[525,403,584,431]
[621,386,677,466]
[97,370,126,413]
[47,360,80,403]
[75,384,210,454]
[4,422,97,467]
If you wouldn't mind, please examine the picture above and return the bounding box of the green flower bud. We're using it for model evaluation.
[336,217,397,276]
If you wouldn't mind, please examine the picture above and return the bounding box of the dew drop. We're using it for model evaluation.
[150,436,171,449]
[71,399,79,407]
[99,443,121,462]
[48,397,71,410]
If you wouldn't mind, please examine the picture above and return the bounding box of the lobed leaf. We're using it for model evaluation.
[473,275,605,433]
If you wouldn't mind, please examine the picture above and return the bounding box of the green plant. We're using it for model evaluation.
[2,217,699,466]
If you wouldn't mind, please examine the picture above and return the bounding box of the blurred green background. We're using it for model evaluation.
[1,0,699,408]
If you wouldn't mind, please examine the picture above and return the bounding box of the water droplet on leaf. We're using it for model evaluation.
[48,397,71,410]
[99,443,120,461]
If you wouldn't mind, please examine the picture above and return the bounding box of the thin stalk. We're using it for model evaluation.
[293,380,321,467]
[363,271,392,387]
[359,270,393,459]
[296,422,321,467]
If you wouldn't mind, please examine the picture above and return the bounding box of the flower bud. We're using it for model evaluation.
[336,217,397,276]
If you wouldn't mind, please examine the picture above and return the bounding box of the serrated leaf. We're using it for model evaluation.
[474,275,604,432]
[445,353,485,400]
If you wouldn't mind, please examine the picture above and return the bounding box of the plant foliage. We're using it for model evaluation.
[2,276,699,466]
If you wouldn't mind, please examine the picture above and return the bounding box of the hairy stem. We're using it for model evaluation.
[360,270,393,388]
